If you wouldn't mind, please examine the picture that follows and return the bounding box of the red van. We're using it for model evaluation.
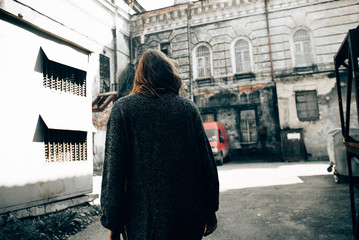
[203,121,231,165]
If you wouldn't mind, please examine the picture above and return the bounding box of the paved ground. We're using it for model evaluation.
[70,160,358,240]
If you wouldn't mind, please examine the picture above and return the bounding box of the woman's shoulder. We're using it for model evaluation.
[113,93,142,107]
[112,93,199,114]
[170,94,201,115]
[109,94,142,115]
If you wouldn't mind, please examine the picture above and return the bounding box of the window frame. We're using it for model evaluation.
[192,43,213,79]
[290,27,313,68]
[99,54,111,93]
[239,108,258,144]
[295,90,320,121]
[231,37,253,74]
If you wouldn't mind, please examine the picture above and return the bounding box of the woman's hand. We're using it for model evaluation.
[203,222,217,237]
[203,212,218,237]
[109,230,121,240]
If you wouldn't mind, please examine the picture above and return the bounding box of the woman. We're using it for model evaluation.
[100,49,219,240]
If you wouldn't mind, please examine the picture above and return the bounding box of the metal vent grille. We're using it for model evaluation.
[44,129,87,162]
[42,56,87,97]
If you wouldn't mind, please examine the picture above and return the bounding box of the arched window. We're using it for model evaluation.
[234,39,251,73]
[196,45,211,78]
[293,29,312,67]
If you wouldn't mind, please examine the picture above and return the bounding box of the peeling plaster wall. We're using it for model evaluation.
[271,0,359,160]
[277,73,358,160]
[194,84,281,153]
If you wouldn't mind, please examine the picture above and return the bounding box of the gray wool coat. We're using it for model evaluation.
[100,92,219,240]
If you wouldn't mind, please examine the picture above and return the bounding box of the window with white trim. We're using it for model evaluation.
[234,39,251,73]
[196,45,211,78]
[293,29,312,67]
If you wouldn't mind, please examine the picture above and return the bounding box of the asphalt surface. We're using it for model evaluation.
[70,160,358,240]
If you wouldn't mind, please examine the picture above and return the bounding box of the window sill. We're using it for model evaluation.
[298,118,319,122]
[293,65,318,73]
[195,76,214,87]
[240,142,258,148]
[234,72,256,80]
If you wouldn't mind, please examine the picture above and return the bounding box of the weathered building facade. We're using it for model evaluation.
[130,0,284,156]
[270,0,359,160]
[129,0,359,160]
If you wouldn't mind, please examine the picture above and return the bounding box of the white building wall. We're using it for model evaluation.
[0,16,93,213]
[0,0,138,213]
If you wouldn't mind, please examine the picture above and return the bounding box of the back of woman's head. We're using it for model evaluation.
[131,49,182,98]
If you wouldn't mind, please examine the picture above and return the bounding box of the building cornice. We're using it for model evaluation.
[130,0,340,37]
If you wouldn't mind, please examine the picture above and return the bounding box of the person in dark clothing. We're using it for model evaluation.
[100,49,220,240]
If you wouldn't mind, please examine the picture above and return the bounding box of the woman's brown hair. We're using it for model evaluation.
[131,49,183,98]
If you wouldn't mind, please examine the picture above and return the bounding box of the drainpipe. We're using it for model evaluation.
[264,0,274,81]
[187,1,193,101]
[265,0,282,158]
[129,29,133,65]
[112,27,118,92]
[113,5,119,93]
[129,1,133,65]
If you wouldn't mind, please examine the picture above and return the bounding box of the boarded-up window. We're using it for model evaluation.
[42,55,86,97]
[240,109,257,143]
[234,39,251,73]
[100,54,110,93]
[293,29,312,67]
[295,90,319,121]
[44,128,87,162]
[196,46,211,78]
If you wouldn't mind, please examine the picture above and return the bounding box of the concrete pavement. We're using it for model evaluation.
[70,160,357,239]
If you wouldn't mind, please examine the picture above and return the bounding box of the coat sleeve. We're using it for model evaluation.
[194,111,220,216]
[100,103,128,231]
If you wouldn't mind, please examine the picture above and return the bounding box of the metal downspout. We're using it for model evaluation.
[112,4,118,93]
[187,1,193,101]
[130,29,133,65]
[264,0,274,81]
[129,1,133,65]
[265,0,282,157]
[112,27,118,92]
